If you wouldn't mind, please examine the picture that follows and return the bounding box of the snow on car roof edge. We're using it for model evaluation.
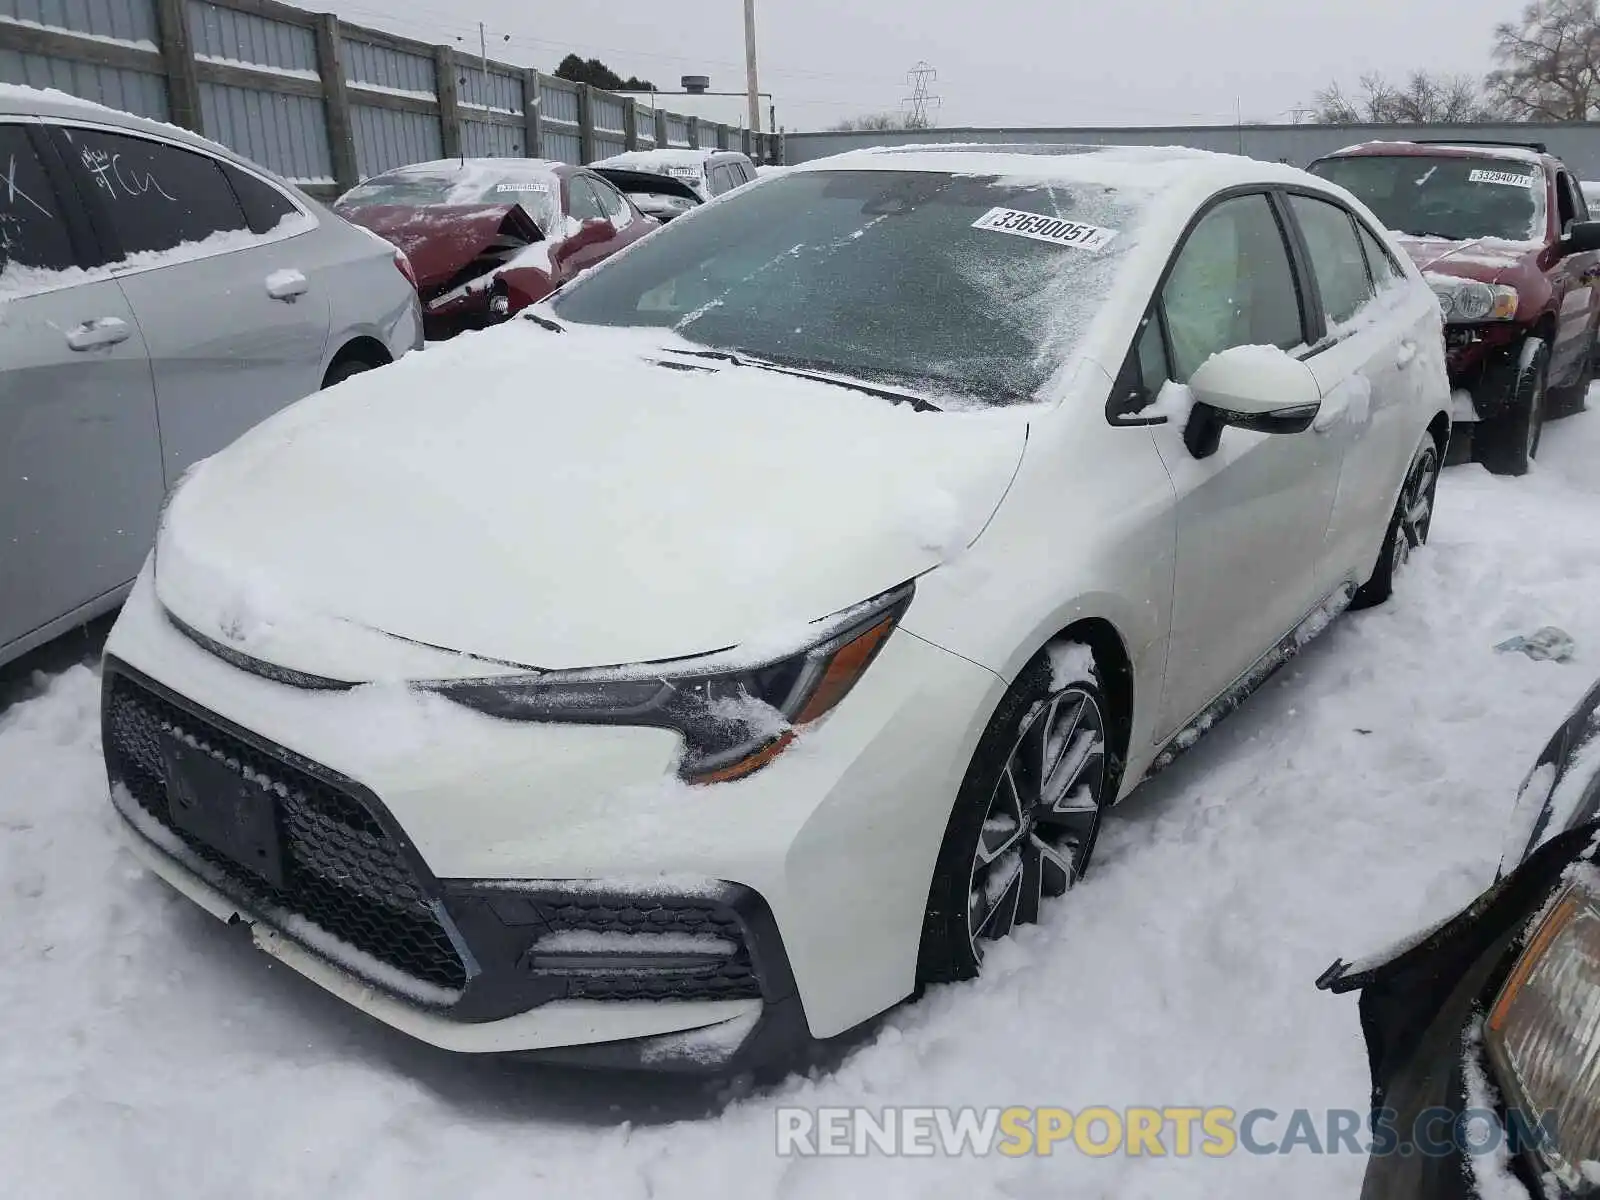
[788,141,1320,194]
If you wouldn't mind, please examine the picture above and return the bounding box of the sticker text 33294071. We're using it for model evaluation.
[971,207,1117,251]
[1467,168,1536,188]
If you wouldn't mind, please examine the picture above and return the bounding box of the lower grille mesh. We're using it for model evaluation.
[104,672,467,996]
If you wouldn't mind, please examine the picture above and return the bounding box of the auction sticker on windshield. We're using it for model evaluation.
[1468,169,1536,188]
[972,207,1117,251]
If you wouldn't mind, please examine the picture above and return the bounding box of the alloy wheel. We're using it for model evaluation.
[967,685,1108,959]
[1392,442,1440,576]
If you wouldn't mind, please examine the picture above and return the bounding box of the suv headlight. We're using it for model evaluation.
[1485,875,1600,1188]
[424,583,913,784]
[1427,276,1519,323]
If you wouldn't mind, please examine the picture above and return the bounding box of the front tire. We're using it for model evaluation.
[917,649,1121,984]
[1476,338,1548,476]
[1352,434,1441,610]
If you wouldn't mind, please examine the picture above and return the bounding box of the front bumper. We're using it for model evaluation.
[101,566,1003,1064]
[1323,823,1600,1198]
[1444,324,1524,420]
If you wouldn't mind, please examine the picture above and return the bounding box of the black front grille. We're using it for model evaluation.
[104,671,467,997]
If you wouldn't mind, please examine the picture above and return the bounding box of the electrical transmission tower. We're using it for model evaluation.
[902,61,941,129]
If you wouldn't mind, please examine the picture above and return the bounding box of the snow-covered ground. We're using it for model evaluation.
[6,406,1600,1199]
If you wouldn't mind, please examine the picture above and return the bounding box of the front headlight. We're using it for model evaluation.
[425,582,914,784]
[1485,875,1600,1188]
[1428,276,1519,323]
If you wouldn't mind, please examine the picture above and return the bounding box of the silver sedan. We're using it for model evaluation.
[0,86,422,669]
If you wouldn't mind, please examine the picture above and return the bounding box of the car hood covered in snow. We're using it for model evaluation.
[154,323,1031,677]
[1392,233,1544,287]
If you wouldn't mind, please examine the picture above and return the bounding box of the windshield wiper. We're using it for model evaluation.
[521,311,565,333]
[662,348,943,412]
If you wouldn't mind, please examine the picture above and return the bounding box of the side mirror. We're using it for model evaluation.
[1181,345,1322,458]
[1562,220,1600,255]
[1188,344,1322,432]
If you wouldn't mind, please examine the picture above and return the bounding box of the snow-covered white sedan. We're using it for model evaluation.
[100,144,1451,1071]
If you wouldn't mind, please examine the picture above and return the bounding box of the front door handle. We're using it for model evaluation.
[65,317,132,352]
[266,269,308,302]
[1397,339,1419,369]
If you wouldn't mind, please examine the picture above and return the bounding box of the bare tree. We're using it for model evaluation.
[1489,0,1600,120]
[1311,71,1498,123]
[828,111,930,132]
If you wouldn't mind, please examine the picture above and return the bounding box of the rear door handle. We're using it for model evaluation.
[266,269,308,302]
[65,317,132,352]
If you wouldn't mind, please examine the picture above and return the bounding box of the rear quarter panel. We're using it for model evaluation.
[311,214,423,367]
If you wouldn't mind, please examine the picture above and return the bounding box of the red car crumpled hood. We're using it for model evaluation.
[335,203,544,291]
[1393,234,1543,287]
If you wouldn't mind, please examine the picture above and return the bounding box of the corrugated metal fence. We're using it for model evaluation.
[0,0,782,198]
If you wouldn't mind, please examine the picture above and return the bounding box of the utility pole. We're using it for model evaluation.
[478,21,490,108]
[743,0,761,133]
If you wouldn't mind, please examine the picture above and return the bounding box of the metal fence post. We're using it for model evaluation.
[687,118,700,150]
[315,14,358,191]
[152,0,203,133]
[655,107,669,148]
[623,98,638,150]
[435,45,462,159]
[577,83,596,163]
[523,68,543,159]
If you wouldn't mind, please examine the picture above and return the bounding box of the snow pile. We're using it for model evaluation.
[6,405,1600,1197]
[1047,640,1097,689]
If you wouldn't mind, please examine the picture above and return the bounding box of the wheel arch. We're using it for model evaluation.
[1026,616,1136,792]
[322,335,393,386]
[1426,409,1451,456]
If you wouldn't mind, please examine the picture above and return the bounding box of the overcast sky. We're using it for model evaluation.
[302,0,1514,129]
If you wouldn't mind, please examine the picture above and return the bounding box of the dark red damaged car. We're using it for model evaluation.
[1309,140,1600,476]
[333,158,673,339]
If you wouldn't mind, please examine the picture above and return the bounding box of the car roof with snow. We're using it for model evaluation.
[591,149,747,172]
[791,142,1330,197]
[372,157,571,179]
[1318,140,1551,167]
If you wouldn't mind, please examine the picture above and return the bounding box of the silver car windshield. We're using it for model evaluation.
[550,169,1144,406]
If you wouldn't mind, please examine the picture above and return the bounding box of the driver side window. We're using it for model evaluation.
[1161,194,1305,383]
[1558,172,1587,231]
[590,176,633,229]
[568,178,604,222]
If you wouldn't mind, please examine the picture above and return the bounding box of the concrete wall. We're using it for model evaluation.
[783,122,1600,180]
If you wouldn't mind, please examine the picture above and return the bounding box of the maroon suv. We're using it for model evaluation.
[1309,140,1600,474]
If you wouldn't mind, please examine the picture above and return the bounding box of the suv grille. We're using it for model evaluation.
[104,672,467,997]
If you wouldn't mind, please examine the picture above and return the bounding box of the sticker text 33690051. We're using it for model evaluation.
[971,207,1117,251]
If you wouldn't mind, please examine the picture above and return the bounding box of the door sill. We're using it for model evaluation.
[1145,583,1356,780]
